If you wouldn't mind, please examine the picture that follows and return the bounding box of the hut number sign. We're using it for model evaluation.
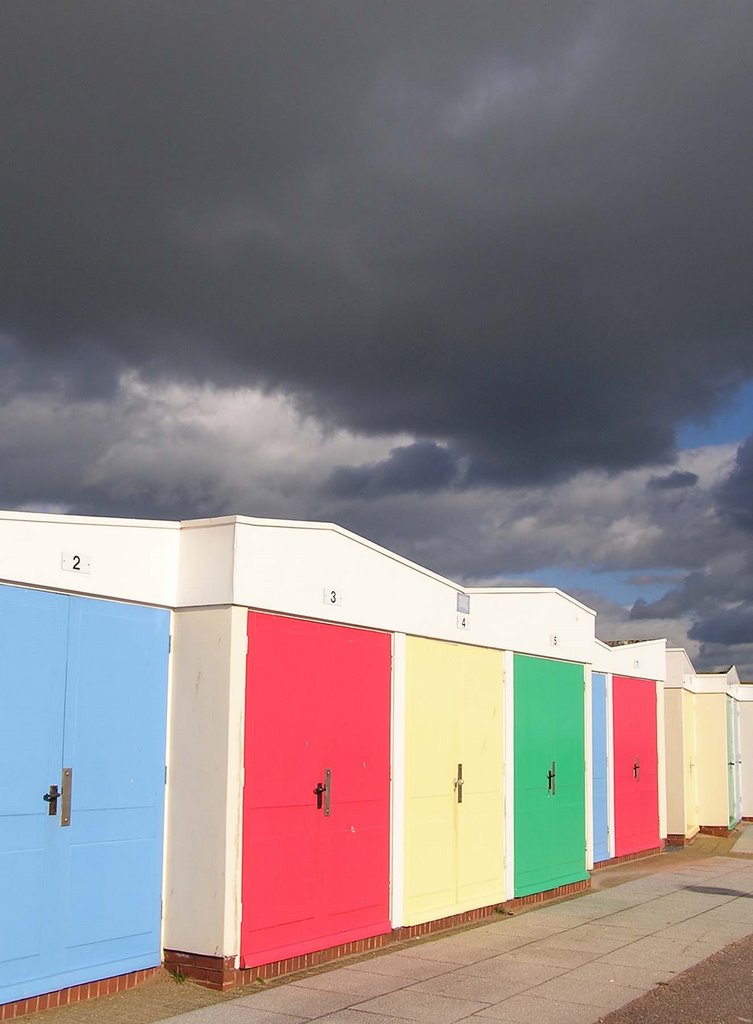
[61,551,91,573]
[323,586,343,607]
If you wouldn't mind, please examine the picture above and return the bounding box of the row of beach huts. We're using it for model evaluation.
[0,509,750,1015]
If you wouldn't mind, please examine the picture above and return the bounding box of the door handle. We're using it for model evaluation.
[547,761,556,796]
[43,784,60,816]
[453,764,464,804]
[60,767,72,827]
[313,768,332,816]
[633,758,640,780]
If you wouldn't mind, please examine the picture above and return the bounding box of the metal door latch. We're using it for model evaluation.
[43,784,60,815]
[547,761,556,795]
[633,758,641,779]
[453,764,464,803]
[313,768,332,816]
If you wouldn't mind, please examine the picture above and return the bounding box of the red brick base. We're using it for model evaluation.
[0,967,162,1021]
[166,878,600,992]
[699,824,736,837]
[592,845,664,868]
[665,833,695,847]
[165,904,511,990]
[502,877,591,910]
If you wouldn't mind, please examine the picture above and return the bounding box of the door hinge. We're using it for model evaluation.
[168,635,172,653]
[160,899,163,920]
[165,765,168,785]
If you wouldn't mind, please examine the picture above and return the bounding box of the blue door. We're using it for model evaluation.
[592,672,609,863]
[0,585,169,1006]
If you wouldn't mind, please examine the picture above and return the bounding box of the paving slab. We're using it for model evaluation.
[230,986,355,1018]
[474,992,605,1023]
[345,952,452,980]
[529,972,649,1012]
[409,959,565,1000]
[531,923,643,954]
[731,828,753,854]
[314,1011,417,1024]
[348,988,489,1022]
[157,1008,306,1024]
[503,942,598,969]
[287,968,408,998]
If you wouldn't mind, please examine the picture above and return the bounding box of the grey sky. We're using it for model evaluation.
[1,2,752,671]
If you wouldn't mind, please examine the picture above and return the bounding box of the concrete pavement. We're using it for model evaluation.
[156,838,753,1024]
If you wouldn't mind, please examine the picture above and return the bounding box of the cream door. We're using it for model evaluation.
[403,637,504,926]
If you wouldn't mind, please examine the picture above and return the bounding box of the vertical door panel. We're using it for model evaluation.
[612,676,659,857]
[591,673,609,863]
[61,598,170,977]
[0,587,68,1001]
[682,690,699,836]
[726,697,738,830]
[733,702,742,823]
[456,647,505,909]
[0,587,169,1006]
[243,614,320,940]
[241,614,391,967]
[403,638,504,925]
[403,638,458,922]
[514,655,587,898]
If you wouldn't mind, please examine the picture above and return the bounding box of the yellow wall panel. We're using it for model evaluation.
[663,689,685,837]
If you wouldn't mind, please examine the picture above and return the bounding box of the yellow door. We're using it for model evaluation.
[682,690,699,837]
[403,637,504,925]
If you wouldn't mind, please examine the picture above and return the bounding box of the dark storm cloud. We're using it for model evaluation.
[688,606,753,647]
[2,1,753,481]
[326,442,459,497]
[716,434,753,531]
[647,471,699,491]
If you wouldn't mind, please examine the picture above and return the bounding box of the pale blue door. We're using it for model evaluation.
[592,672,609,863]
[0,586,169,1006]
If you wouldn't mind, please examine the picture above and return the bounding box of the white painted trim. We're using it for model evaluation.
[0,507,179,529]
[467,587,596,617]
[160,609,175,953]
[656,678,667,840]
[504,649,515,897]
[584,664,594,870]
[390,633,407,929]
[225,606,248,960]
[606,673,616,859]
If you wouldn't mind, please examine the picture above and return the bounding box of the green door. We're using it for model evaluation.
[514,654,587,897]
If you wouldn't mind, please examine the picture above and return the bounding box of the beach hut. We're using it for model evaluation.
[164,515,515,986]
[0,511,176,1011]
[739,681,753,821]
[590,640,614,866]
[665,653,743,840]
[664,648,700,845]
[694,666,742,834]
[605,640,667,860]
[469,589,596,902]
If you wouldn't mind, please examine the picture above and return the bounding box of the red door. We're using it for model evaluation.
[612,675,659,857]
[241,613,392,968]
